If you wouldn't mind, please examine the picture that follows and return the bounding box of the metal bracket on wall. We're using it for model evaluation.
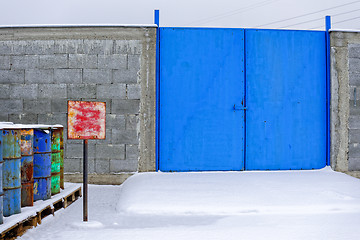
[233,104,247,111]
[354,87,357,107]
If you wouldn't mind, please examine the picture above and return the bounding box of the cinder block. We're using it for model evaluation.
[111,99,140,114]
[98,54,127,69]
[67,84,96,99]
[39,54,68,69]
[128,55,141,71]
[126,144,139,160]
[38,113,67,126]
[107,114,126,129]
[349,158,360,171]
[127,84,141,99]
[95,159,110,174]
[54,69,82,83]
[83,69,111,84]
[64,158,81,173]
[83,40,113,55]
[10,84,38,99]
[54,40,84,54]
[350,129,360,143]
[80,159,95,173]
[113,69,138,83]
[349,44,360,58]
[51,99,68,113]
[24,99,51,113]
[0,100,23,114]
[0,56,10,69]
[96,83,126,99]
[349,143,360,158]
[0,70,25,83]
[13,40,55,55]
[11,55,39,69]
[349,58,360,73]
[95,128,112,144]
[65,142,96,159]
[0,114,8,121]
[25,69,53,84]
[95,144,125,160]
[126,115,138,130]
[38,84,67,99]
[114,40,142,55]
[65,143,82,159]
[349,116,360,129]
[0,41,13,55]
[350,100,360,115]
[8,113,38,124]
[0,84,10,99]
[112,129,138,144]
[110,159,137,172]
[69,54,97,69]
[350,72,360,86]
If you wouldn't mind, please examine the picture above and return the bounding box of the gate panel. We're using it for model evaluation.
[159,28,245,171]
[245,29,326,170]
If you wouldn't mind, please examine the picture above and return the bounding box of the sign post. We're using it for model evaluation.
[67,101,106,222]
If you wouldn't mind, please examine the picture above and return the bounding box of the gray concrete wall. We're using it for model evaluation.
[331,30,360,178]
[0,26,157,184]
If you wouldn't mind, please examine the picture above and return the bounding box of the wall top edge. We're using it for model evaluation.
[0,24,158,29]
[330,29,360,33]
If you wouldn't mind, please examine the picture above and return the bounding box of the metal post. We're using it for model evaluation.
[83,139,88,221]
[154,9,160,170]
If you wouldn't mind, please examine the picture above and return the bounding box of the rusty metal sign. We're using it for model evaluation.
[67,101,106,140]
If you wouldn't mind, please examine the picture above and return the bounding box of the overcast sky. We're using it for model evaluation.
[1,0,360,30]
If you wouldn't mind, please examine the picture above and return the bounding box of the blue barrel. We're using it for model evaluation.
[0,132,3,224]
[2,129,21,217]
[33,129,52,201]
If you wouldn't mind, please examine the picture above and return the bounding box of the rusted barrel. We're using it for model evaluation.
[2,129,21,217]
[59,127,64,190]
[20,129,34,207]
[33,129,51,201]
[51,127,61,195]
[0,130,4,224]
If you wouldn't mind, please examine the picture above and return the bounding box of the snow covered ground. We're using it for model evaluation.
[20,167,360,240]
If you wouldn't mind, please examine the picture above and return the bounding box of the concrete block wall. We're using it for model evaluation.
[331,30,360,178]
[0,26,156,184]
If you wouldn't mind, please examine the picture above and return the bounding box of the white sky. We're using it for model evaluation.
[1,0,360,30]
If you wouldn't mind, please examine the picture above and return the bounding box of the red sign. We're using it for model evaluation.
[67,101,106,140]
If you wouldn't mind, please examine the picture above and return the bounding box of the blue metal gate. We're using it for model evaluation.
[245,29,326,170]
[159,28,245,171]
[158,28,327,171]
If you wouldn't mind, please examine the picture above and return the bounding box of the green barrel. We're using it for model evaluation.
[51,128,61,195]
[59,127,64,190]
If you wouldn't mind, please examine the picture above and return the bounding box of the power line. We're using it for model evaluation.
[280,17,323,28]
[280,8,360,28]
[256,0,360,27]
[334,15,360,24]
[186,0,278,26]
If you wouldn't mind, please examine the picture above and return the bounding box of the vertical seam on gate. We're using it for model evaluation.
[243,29,247,171]
[325,16,331,166]
[155,11,160,171]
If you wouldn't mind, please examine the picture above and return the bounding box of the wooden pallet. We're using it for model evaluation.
[0,186,81,240]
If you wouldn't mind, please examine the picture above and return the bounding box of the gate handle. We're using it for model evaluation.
[233,104,247,111]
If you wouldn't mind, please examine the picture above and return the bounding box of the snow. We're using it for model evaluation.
[19,167,360,240]
[0,122,63,130]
